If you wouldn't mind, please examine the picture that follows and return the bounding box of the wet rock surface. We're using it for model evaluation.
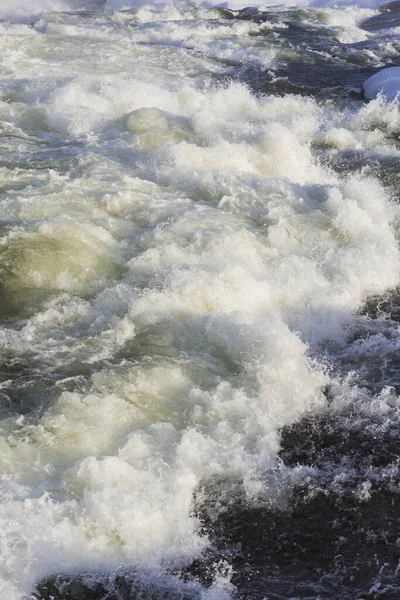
[188,413,400,599]
[34,571,200,600]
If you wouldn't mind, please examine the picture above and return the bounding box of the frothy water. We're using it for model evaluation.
[1,1,400,599]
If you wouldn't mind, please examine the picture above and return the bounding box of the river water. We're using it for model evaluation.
[0,0,400,598]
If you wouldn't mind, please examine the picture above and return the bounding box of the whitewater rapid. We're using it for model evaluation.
[0,0,400,598]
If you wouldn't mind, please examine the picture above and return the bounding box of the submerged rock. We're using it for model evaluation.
[34,570,201,600]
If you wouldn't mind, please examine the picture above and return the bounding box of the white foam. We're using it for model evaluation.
[0,0,386,20]
[0,0,97,21]
[106,0,383,12]
[0,2,399,599]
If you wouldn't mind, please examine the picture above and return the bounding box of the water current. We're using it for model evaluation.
[1,0,400,598]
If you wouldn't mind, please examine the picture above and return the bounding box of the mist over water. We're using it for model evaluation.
[1,0,400,598]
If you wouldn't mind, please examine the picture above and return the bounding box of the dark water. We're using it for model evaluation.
[362,0,400,32]
[217,4,400,101]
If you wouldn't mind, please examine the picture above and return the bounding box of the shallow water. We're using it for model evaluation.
[1,1,400,599]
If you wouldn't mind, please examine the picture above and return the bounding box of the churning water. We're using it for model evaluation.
[1,0,400,598]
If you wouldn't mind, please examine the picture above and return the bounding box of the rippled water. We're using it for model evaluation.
[1,1,400,598]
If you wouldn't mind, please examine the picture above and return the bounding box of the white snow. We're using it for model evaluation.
[363,67,400,101]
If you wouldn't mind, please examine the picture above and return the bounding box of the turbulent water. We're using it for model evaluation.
[1,0,400,598]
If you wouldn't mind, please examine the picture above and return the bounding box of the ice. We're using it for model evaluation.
[363,67,400,102]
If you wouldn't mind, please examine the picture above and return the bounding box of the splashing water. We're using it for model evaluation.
[0,0,400,598]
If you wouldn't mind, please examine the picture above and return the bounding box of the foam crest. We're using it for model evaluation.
[46,77,179,136]
[107,0,383,10]
[0,0,69,20]
[319,6,376,43]
[0,0,104,21]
